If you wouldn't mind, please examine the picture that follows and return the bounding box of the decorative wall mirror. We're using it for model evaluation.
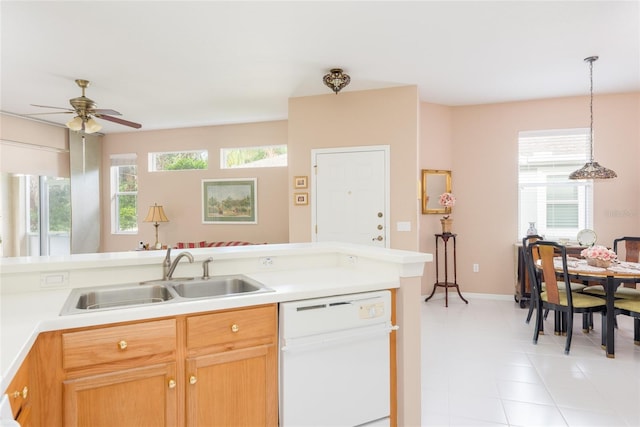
[421,169,452,214]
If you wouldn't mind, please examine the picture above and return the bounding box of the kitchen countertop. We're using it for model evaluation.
[1,242,430,392]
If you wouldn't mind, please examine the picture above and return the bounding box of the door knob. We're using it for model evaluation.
[372,236,383,241]
[377,212,383,218]
[377,225,383,230]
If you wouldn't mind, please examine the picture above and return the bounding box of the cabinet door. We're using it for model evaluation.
[5,352,30,422]
[63,362,178,427]
[185,345,277,427]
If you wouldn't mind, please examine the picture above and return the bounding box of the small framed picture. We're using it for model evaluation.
[294,176,308,189]
[294,192,308,206]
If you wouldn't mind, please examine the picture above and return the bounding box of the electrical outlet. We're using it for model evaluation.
[473,264,479,273]
[40,271,69,288]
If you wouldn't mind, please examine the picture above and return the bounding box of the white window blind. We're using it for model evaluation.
[518,129,593,240]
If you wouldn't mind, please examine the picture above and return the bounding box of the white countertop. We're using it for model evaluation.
[1,242,431,392]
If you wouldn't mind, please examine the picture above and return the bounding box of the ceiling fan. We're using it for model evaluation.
[29,79,142,134]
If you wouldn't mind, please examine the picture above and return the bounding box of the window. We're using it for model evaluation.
[518,129,593,240]
[220,145,287,169]
[26,175,71,256]
[110,153,138,233]
[148,150,208,171]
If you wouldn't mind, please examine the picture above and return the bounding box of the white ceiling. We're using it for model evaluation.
[1,1,639,134]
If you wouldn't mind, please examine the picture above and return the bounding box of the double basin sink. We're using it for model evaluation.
[60,275,274,316]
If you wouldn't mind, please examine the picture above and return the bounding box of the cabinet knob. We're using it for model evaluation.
[168,379,176,389]
[118,340,128,350]
[189,375,198,385]
[231,324,239,333]
[10,386,28,399]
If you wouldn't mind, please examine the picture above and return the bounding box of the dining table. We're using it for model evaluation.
[555,257,640,358]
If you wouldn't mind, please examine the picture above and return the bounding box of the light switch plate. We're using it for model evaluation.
[396,221,411,232]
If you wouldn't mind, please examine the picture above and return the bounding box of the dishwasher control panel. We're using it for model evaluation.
[359,302,385,319]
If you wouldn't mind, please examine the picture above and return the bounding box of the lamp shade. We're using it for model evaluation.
[84,118,102,134]
[144,203,169,223]
[66,116,83,131]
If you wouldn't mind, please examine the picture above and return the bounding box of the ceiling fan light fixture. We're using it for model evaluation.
[66,116,83,131]
[569,56,617,180]
[84,118,102,134]
[323,68,351,94]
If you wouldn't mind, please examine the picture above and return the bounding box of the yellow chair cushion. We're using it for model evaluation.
[583,285,640,299]
[614,298,640,313]
[540,291,606,308]
[540,282,586,292]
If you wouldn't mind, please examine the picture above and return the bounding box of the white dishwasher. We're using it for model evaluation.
[279,290,394,427]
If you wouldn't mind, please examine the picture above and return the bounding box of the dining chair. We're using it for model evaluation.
[614,298,640,345]
[583,236,640,300]
[523,235,543,324]
[527,240,607,354]
[523,236,589,325]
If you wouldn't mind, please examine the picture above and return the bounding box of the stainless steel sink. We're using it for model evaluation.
[61,284,177,315]
[170,275,273,299]
[60,275,273,315]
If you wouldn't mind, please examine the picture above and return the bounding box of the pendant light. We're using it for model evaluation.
[323,68,351,94]
[569,56,617,180]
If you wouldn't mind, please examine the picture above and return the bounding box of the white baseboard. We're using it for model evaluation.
[421,292,514,301]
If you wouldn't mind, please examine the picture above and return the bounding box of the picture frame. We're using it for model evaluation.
[421,169,452,214]
[294,176,308,189]
[202,178,257,224]
[293,192,308,206]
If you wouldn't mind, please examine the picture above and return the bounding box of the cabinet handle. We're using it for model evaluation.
[118,340,128,350]
[11,387,27,400]
[189,375,197,385]
[231,324,239,333]
[168,379,176,389]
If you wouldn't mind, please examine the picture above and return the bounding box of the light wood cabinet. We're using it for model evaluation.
[185,305,277,426]
[63,362,178,426]
[61,319,178,427]
[4,350,32,426]
[23,304,277,426]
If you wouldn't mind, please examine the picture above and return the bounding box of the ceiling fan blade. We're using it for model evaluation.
[24,111,74,116]
[30,104,74,111]
[96,114,142,129]
[93,109,122,116]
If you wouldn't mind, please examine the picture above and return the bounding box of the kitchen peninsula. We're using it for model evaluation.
[1,242,431,426]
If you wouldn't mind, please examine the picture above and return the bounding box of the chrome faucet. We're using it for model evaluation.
[202,257,213,279]
[163,248,194,280]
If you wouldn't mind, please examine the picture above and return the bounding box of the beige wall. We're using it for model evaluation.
[101,121,289,252]
[418,102,454,293]
[422,92,640,297]
[0,114,69,177]
[288,86,421,251]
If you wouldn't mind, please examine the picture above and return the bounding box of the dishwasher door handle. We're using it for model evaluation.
[281,324,399,352]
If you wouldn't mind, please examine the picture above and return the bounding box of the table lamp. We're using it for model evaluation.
[143,203,169,249]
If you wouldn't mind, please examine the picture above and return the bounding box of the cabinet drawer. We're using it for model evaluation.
[62,319,176,370]
[187,305,276,350]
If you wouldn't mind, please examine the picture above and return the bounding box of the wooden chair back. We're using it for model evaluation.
[531,241,571,307]
[613,236,640,262]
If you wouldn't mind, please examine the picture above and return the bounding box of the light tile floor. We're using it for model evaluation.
[421,295,640,426]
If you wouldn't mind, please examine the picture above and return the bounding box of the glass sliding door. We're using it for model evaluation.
[27,175,71,256]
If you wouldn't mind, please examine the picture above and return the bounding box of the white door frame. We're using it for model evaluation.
[311,145,391,247]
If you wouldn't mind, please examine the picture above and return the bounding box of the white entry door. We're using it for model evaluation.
[312,146,389,247]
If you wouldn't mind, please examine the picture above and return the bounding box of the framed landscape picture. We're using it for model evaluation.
[202,178,257,224]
